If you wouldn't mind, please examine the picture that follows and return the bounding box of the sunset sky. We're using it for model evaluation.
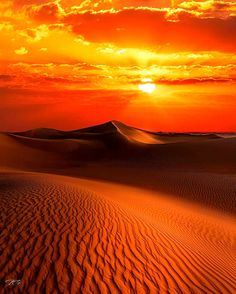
[0,0,236,131]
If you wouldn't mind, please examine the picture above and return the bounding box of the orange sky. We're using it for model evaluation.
[0,0,236,131]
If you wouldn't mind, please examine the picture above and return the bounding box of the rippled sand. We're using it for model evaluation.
[0,122,236,293]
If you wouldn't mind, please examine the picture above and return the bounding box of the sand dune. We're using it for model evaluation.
[0,133,72,171]
[7,121,234,174]
[64,167,236,215]
[0,172,235,293]
[1,121,236,293]
[2,131,236,174]
[12,120,221,144]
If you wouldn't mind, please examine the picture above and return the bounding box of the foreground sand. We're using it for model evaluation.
[0,122,236,293]
[1,171,235,293]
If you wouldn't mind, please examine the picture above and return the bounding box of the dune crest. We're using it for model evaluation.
[110,121,162,144]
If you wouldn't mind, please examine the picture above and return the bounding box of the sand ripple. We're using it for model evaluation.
[0,173,235,293]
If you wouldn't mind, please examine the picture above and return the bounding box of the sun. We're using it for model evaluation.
[138,83,156,94]
[138,78,156,94]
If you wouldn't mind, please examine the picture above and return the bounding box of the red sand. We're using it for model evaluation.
[0,121,235,293]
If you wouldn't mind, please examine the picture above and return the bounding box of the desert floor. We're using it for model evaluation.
[0,121,235,293]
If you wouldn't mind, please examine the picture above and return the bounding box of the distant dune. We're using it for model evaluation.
[1,121,236,173]
[12,120,221,143]
[0,121,236,293]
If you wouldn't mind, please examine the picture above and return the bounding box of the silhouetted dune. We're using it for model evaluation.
[12,120,221,143]
[12,127,66,139]
[3,123,236,173]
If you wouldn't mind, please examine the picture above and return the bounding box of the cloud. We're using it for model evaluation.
[154,77,235,85]
[15,1,236,53]
[19,24,49,42]
[13,0,49,8]
[74,35,90,46]
[62,8,236,52]
[0,23,14,32]
[14,46,28,55]
[179,1,236,16]
[62,0,173,11]
[0,74,14,81]
[26,1,64,23]
[2,61,235,94]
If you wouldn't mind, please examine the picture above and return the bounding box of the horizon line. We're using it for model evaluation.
[2,120,236,134]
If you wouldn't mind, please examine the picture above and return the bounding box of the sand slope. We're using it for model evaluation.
[1,122,236,293]
[0,172,235,293]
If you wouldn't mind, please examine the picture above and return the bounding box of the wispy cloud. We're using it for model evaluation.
[14,47,28,55]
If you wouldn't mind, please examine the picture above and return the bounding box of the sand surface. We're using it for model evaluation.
[0,121,236,293]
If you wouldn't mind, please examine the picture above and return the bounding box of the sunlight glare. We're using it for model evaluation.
[138,82,156,94]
